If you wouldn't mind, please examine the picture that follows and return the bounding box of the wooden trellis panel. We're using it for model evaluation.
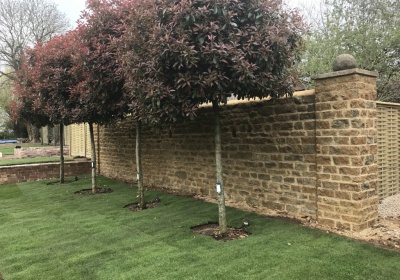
[85,124,92,159]
[68,123,91,158]
[377,102,400,199]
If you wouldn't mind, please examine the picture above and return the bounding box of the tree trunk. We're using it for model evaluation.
[89,122,97,194]
[212,100,227,234]
[97,125,101,175]
[136,120,145,209]
[59,124,65,184]
[26,123,41,143]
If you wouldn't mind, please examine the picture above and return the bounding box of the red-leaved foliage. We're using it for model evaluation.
[121,0,307,122]
[12,30,84,127]
[70,0,132,125]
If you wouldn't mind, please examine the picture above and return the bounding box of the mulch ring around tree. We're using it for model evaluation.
[124,198,161,211]
[191,221,250,241]
[74,188,113,195]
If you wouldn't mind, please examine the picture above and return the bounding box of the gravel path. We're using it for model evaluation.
[379,193,400,218]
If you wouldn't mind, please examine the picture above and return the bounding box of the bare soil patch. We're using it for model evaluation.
[300,216,400,251]
[124,199,161,211]
[191,221,250,241]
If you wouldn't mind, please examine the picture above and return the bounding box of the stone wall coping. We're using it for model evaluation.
[377,101,400,108]
[200,89,316,108]
[312,68,378,80]
[0,161,85,169]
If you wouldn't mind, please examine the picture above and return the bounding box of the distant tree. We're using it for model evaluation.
[0,73,12,112]
[1,70,32,139]
[0,0,70,79]
[0,0,70,142]
[122,0,306,233]
[0,74,12,136]
[299,0,400,101]
[72,0,130,193]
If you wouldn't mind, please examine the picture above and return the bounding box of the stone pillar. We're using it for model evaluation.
[313,59,379,231]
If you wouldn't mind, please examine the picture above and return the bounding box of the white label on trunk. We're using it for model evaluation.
[137,173,140,180]
[216,183,221,194]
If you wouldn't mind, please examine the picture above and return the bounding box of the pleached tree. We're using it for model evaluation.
[117,0,181,209]
[12,31,81,183]
[121,0,306,233]
[71,0,131,193]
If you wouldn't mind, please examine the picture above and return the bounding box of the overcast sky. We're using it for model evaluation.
[52,0,318,29]
[52,0,86,28]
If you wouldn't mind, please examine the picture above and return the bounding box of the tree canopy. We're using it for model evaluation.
[13,31,82,126]
[299,0,400,101]
[71,0,131,125]
[123,0,306,123]
[120,0,306,232]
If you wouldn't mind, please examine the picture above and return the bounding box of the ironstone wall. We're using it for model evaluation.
[14,146,69,159]
[92,68,379,231]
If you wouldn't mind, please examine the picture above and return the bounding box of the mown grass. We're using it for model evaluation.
[0,156,73,166]
[0,176,399,280]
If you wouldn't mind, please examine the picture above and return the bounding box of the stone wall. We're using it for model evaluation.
[314,69,378,231]
[14,146,69,159]
[0,161,91,185]
[98,93,318,217]
[95,69,379,231]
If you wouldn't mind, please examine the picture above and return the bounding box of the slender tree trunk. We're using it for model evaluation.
[59,124,65,184]
[97,125,101,175]
[136,120,145,209]
[89,122,97,194]
[212,100,227,234]
[26,123,41,143]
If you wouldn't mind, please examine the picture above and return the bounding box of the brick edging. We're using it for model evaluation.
[0,161,91,185]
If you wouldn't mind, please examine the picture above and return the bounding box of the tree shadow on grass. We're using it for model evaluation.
[74,188,113,195]
[46,176,79,186]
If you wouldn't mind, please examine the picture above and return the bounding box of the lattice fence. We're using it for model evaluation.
[68,123,92,158]
[377,101,400,199]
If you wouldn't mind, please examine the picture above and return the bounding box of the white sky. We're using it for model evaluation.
[52,0,86,28]
[51,0,318,29]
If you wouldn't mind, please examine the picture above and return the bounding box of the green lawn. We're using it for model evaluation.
[0,156,73,166]
[0,176,399,280]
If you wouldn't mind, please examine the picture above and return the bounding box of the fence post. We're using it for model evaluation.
[313,55,379,231]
